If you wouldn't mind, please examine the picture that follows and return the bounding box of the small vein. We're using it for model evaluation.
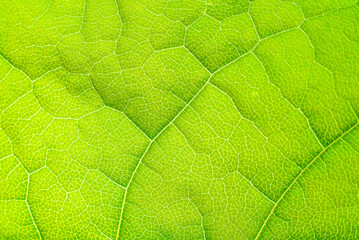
[0,50,152,142]
[115,58,214,240]
[251,52,325,149]
[85,75,152,141]
[188,198,207,240]
[1,128,43,240]
[25,174,43,240]
[235,170,275,204]
[115,141,151,239]
[254,121,359,240]
[0,52,33,81]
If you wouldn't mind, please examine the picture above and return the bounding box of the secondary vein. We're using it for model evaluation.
[254,121,359,240]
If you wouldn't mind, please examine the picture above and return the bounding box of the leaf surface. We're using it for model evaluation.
[0,0,358,239]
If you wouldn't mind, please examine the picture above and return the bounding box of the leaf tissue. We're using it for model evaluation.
[0,0,358,239]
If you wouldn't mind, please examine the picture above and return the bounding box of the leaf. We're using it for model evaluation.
[0,0,358,239]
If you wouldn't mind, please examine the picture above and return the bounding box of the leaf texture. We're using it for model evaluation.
[0,0,358,239]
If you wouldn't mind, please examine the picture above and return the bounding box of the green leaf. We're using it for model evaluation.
[0,0,358,239]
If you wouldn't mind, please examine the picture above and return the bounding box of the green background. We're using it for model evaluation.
[0,0,358,239]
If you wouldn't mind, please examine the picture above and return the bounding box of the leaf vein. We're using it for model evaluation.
[254,121,359,240]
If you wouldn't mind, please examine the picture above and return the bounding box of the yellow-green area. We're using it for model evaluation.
[0,0,358,239]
